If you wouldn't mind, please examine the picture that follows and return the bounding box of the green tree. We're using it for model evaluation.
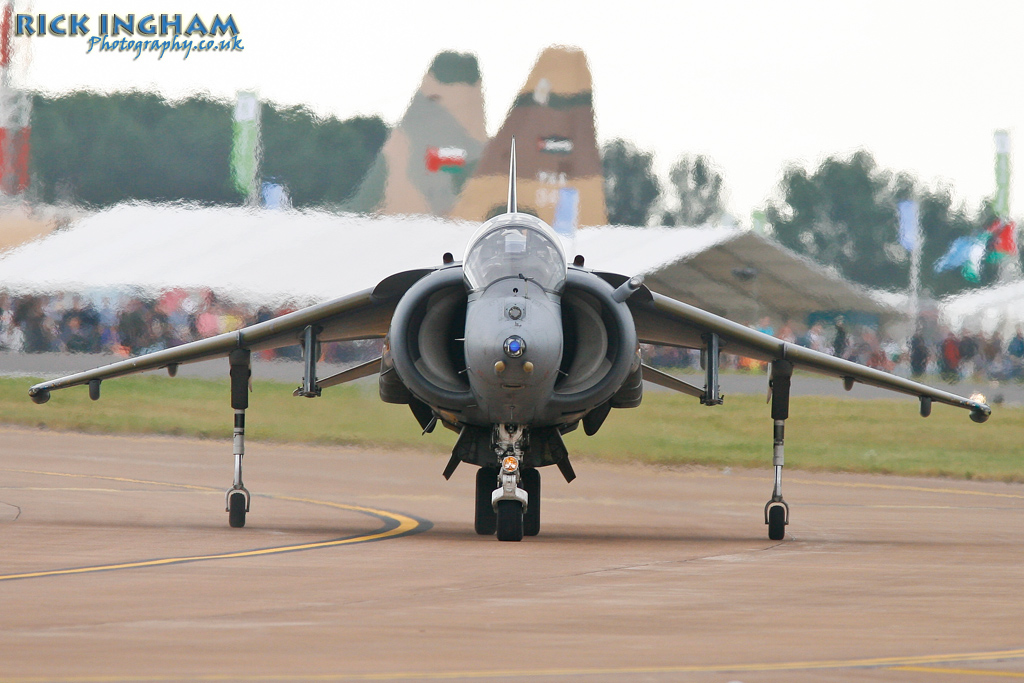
[28,92,388,208]
[662,154,725,226]
[601,138,660,226]
[31,92,236,205]
[765,151,992,295]
[261,105,387,207]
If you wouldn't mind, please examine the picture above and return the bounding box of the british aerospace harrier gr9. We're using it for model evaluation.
[28,140,991,542]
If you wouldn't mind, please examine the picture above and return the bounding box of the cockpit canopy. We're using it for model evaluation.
[463,213,567,293]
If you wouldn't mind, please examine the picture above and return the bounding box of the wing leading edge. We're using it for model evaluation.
[28,282,406,403]
[630,290,991,422]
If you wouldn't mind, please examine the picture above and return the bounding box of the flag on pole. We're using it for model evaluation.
[962,239,987,282]
[425,147,467,173]
[231,91,260,200]
[994,130,1011,219]
[897,200,919,251]
[934,236,975,273]
[985,218,1017,260]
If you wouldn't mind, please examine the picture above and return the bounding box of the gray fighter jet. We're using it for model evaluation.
[28,140,991,542]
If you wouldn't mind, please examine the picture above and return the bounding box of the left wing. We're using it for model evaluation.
[27,269,433,403]
[628,289,991,422]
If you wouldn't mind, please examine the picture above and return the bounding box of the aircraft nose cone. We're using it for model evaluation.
[504,336,525,358]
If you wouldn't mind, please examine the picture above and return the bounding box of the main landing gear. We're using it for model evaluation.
[474,466,498,535]
[226,349,251,528]
[765,359,792,541]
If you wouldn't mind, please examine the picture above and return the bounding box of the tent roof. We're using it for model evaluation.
[574,226,898,323]
[0,204,897,322]
[0,205,477,305]
[940,280,1024,334]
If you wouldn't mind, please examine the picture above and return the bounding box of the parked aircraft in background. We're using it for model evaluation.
[28,141,990,542]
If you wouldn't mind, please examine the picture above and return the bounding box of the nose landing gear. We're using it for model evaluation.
[489,424,531,542]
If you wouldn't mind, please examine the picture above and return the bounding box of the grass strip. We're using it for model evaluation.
[1,376,1021,482]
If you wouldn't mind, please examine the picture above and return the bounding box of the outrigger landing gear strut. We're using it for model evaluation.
[226,349,251,528]
[765,359,792,541]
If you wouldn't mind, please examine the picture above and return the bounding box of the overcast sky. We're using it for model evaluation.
[16,0,1024,224]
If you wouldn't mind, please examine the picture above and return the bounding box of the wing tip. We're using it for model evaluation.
[28,386,51,404]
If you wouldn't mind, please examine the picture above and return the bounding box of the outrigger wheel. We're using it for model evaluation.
[766,502,787,541]
[475,467,498,535]
[228,490,247,528]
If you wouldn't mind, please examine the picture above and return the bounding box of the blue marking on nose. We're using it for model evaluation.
[504,336,526,358]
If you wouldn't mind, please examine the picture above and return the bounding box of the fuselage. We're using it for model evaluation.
[463,277,563,425]
[384,211,640,435]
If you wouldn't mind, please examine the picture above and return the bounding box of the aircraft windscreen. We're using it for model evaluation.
[464,224,566,292]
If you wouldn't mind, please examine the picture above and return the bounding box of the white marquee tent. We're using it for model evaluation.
[940,281,1024,336]
[0,204,898,325]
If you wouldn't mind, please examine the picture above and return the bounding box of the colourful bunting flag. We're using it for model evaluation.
[934,236,975,273]
[962,238,987,282]
[985,218,1017,261]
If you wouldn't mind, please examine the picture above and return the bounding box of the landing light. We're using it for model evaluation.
[970,392,986,404]
[501,456,519,474]
[504,336,525,358]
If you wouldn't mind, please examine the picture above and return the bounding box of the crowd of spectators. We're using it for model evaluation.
[0,290,381,364]
[643,315,1024,383]
[3,291,1024,383]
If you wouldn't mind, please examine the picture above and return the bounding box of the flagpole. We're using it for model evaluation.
[232,91,261,207]
[910,225,921,324]
[993,130,1019,280]
[899,200,922,326]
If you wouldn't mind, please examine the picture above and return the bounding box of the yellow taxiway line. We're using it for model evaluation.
[888,666,1024,678]
[789,477,1024,500]
[0,648,1022,682]
[0,468,428,582]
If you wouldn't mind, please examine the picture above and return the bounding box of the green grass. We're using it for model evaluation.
[2,376,1022,482]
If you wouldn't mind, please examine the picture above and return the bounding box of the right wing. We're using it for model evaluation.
[628,289,991,422]
[28,269,433,403]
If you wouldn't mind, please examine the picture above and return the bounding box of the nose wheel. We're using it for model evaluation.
[496,500,524,542]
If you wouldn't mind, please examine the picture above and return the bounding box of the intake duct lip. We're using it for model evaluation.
[388,267,474,408]
[548,269,638,413]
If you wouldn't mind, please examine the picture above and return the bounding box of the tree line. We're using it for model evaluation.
[29,91,387,208]
[601,138,1010,296]
[602,138,727,229]
[25,92,1009,297]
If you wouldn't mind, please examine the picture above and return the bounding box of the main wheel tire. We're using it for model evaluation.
[767,505,786,541]
[495,500,524,542]
[228,491,247,528]
[522,468,540,536]
[474,467,497,535]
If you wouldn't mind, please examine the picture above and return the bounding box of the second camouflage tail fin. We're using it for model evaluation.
[450,46,606,228]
